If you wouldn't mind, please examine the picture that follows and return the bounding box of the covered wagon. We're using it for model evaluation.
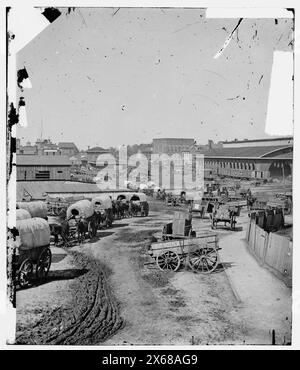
[16,209,31,221]
[15,217,52,288]
[17,201,48,219]
[91,195,114,228]
[129,193,149,217]
[67,199,96,240]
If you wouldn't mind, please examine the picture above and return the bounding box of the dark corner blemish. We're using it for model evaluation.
[7,103,18,178]
[17,68,29,90]
[286,8,295,16]
[42,7,62,23]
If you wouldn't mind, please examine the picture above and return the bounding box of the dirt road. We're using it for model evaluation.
[16,199,291,345]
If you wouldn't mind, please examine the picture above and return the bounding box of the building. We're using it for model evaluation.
[17,155,72,181]
[18,144,38,155]
[194,137,293,180]
[58,142,79,156]
[35,138,60,155]
[86,146,110,164]
[153,138,195,155]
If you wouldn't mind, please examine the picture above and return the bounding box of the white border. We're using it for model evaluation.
[0,0,299,350]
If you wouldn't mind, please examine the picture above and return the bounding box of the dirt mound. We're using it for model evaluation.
[16,251,123,345]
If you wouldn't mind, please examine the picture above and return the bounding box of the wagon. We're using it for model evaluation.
[67,199,96,239]
[130,193,149,216]
[148,233,220,274]
[15,217,52,288]
[211,203,241,230]
[91,195,114,228]
[17,201,48,219]
[162,211,196,240]
[191,199,210,218]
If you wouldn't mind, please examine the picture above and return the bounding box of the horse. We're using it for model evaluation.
[49,217,70,246]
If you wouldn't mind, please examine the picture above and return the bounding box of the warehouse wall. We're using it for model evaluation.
[17,165,71,181]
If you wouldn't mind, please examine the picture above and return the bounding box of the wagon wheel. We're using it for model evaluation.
[18,259,33,288]
[156,250,181,271]
[188,245,219,274]
[36,247,52,280]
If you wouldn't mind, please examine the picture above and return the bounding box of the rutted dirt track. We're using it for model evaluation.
[16,251,123,345]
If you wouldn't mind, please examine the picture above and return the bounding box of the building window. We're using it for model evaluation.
[57,170,63,173]
[35,170,50,179]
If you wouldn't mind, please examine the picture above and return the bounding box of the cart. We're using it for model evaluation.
[191,199,209,218]
[148,233,220,274]
[16,217,52,288]
[211,203,241,230]
[162,211,195,240]
[92,195,114,229]
[67,199,96,240]
[129,193,149,217]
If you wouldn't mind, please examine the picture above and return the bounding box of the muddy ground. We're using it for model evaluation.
[16,188,292,345]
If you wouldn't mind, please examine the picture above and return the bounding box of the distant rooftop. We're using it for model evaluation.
[223,136,293,144]
[17,155,72,166]
[197,145,293,159]
[86,146,109,153]
[58,142,79,149]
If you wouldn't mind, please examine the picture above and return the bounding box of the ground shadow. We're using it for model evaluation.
[16,268,88,291]
[111,223,129,228]
[215,262,236,273]
[212,226,243,232]
[88,231,115,243]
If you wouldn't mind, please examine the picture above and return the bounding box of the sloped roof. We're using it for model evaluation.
[58,142,78,149]
[86,146,109,153]
[17,155,71,166]
[198,145,293,158]
[16,181,132,201]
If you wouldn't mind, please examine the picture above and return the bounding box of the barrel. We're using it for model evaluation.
[67,199,94,219]
[16,217,50,250]
[17,201,48,219]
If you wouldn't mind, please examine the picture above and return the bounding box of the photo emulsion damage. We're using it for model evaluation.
[6,7,293,346]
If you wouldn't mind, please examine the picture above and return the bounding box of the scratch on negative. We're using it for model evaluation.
[214,18,243,59]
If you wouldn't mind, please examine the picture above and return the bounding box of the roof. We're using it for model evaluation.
[197,145,293,159]
[223,137,293,144]
[58,142,78,149]
[16,181,133,201]
[17,155,72,166]
[153,138,195,142]
[270,152,293,159]
[86,146,109,153]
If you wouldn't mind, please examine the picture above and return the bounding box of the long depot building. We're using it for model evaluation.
[196,136,293,180]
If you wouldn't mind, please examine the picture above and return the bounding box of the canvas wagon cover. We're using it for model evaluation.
[67,199,94,219]
[17,201,48,219]
[91,195,112,209]
[16,209,31,221]
[16,217,50,250]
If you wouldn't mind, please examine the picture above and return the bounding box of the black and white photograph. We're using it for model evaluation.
[1,2,299,350]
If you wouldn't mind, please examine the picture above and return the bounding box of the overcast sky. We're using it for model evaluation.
[16,8,293,150]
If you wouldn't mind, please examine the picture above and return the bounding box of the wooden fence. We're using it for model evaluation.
[246,218,292,287]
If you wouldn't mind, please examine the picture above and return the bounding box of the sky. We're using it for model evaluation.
[15,7,293,150]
